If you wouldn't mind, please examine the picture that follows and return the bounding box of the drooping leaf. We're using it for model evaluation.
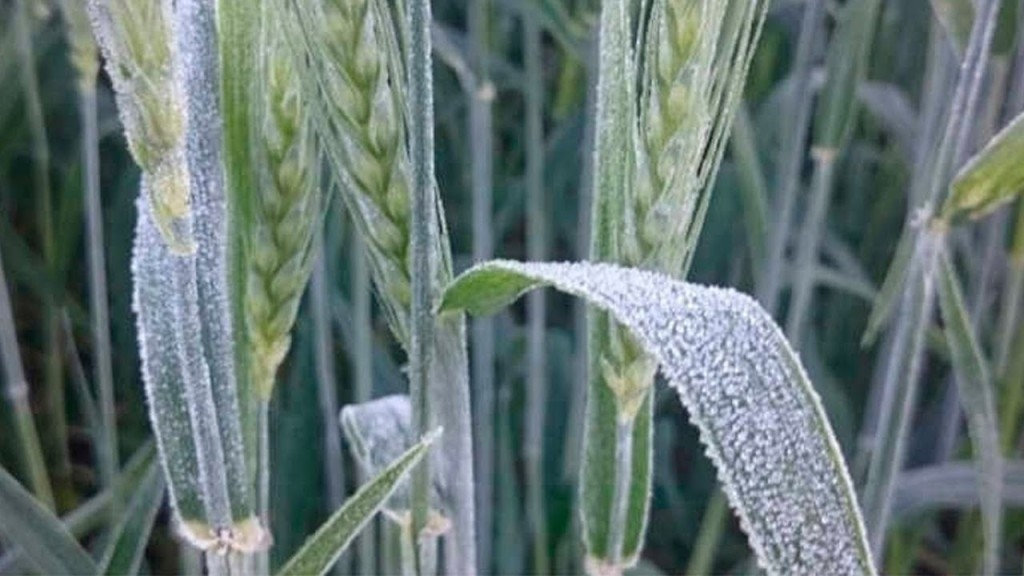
[277,428,441,576]
[97,455,166,575]
[945,110,1024,221]
[440,260,875,575]
[935,251,1002,574]
[340,394,446,516]
[0,464,97,575]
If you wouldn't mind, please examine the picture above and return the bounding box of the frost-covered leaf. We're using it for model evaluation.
[945,110,1024,221]
[132,190,206,529]
[132,190,262,551]
[935,251,1002,574]
[340,395,446,519]
[277,428,441,576]
[441,260,875,576]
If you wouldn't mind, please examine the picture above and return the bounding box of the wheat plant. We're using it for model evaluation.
[2,0,1024,575]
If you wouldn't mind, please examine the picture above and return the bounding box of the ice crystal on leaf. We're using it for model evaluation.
[440,260,875,576]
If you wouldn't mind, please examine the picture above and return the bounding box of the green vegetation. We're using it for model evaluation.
[0,0,1023,574]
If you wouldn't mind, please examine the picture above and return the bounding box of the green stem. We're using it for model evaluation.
[756,0,826,313]
[524,8,549,575]
[79,84,119,500]
[15,0,68,508]
[685,490,729,576]
[400,521,417,576]
[862,230,941,559]
[351,230,377,574]
[407,0,437,570]
[0,248,53,509]
[468,0,495,568]
[786,150,837,341]
[311,240,348,575]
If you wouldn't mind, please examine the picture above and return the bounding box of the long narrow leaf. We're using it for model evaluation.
[0,464,97,575]
[277,428,441,576]
[893,460,1024,518]
[935,250,1002,574]
[440,260,875,575]
[97,456,166,575]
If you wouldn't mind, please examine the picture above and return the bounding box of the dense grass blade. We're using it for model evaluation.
[97,456,166,576]
[756,0,826,313]
[0,441,157,574]
[440,260,875,575]
[935,251,1002,574]
[0,463,97,575]
[16,0,69,509]
[787,0,880,341]
[277,429,441,576]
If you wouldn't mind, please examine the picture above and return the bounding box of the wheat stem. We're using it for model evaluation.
[468,0,495,568]
[756,0,826,313]
[63,0,120,497]
[0,245,53,510]
[523,9,550,575]
[407,0,437,570]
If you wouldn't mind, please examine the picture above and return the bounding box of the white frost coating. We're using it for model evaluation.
[174,0,251,520]
[340,395,446,517]
[446,260,875,576]
[131,191,206,532]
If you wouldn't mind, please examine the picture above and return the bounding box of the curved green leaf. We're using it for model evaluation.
[277,428,441,576]
[946,110,1024,221]
[0,464,97,575]
[440,260,875,575]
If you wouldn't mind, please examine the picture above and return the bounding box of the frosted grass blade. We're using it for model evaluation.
[0,464,97,575]
[176,0,256,529]
[440,260,875,576]
[935,251,1002,574]
[132,192,206,533]
[277,429,441,576]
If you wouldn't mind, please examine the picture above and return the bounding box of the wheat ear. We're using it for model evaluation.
[245,22,321,399]
[87,0,192,252]
[629,0,725,273]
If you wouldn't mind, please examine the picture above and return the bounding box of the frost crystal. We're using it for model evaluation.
[444,260,875,576]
